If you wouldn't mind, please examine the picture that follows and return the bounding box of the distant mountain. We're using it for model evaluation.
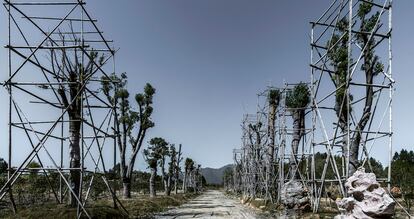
[201,164,233,185]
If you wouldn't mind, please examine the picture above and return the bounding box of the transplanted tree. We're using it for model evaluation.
[286,83,310,179]
[248,121,264,197]
[183,158,194,193]
[194,164,202,193]
[49,36,106,206]
[327,1,384,176]
[101,73,156,198]
[167,144,179,196]
[268,89,280,166]
[144,137,168,198]
[174,144,183,194]
[158,141,171,196]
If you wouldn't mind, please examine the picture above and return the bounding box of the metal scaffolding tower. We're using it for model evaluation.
[231,0,394,213]
[310,0,393,212]
[1,0,126,217]
[232,83,313,204]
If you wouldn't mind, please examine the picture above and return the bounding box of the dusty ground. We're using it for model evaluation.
[156,190,261,219]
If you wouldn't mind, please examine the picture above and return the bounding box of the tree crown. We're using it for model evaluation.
[286,83,310,109]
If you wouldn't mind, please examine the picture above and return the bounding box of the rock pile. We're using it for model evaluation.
[280,180,310,211]
[335,168,395,219]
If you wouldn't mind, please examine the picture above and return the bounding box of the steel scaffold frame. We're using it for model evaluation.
[231,0,394,213]
[1,1,126,218]
[310,0,393,212]
[232,83,313,205]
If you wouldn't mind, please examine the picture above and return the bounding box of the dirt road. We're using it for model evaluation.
[156,190,261,219]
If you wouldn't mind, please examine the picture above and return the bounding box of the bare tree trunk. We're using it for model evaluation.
[183,171,187,193]
[174,178,178,195]
[166,176,171,196]
[119,95,135,199]
[267,103,277,197]
[160,158,169,195]
[175,145,182,194]
[150,167,157,198]
[69,113,81,207]
[162,173,168,196]
[349,72,373,175]
[192,172,196,193]
[349,35,375,176]
[289,110,305,180]
[268,104,276,164]
[122,177,131,198]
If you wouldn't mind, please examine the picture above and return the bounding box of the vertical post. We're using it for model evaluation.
[113,55,117,171]
[7,0,12,182]
[310,24,316,210]
[346,0,353,180]
[278,83,286,203]
[78,2,85,216]
[60,85,64,204]
[7,0,17,213]
[387,0,393,192]
[112,54,118,197]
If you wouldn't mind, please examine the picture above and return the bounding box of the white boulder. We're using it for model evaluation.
[280,180,310,210]
[335,168,395,219]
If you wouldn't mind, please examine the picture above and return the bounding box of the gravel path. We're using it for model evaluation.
[156,190,260,219]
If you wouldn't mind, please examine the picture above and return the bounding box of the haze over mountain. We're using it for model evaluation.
[201,164,233,185]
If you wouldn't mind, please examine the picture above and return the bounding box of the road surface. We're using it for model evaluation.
[156,190,261,219]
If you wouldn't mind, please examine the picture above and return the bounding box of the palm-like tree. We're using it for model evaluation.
[286,83,310,179]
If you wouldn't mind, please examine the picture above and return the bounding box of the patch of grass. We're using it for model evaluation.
[0,193,198,219]
[0,203,128,219]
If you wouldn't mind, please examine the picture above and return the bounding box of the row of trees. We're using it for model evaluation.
[0,157,203,206]
[144,138,183,197]
[0,62,203,208]
[229,83,311,200]
[101,73,204,199]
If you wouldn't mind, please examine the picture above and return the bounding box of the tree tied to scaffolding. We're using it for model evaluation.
[286,83,310,180]
[327,1,384,176]
[248,121,263,197]
[48,35,105,206]
[101,73,156,198]
[268,89,280,166]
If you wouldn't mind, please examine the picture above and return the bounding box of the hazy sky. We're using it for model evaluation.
[0,1,413,169]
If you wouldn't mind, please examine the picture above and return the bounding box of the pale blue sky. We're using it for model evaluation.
[0,1,413,170]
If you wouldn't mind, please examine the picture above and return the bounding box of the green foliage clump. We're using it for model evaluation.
[185,158,195,173]
[268,89,280,106]
[0,158,7,174]
[286,83,310,109]
[144,137,169,169]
